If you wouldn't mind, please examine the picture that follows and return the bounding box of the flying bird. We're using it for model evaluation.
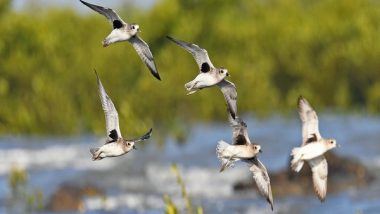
[90,70,152,160]
[80,0,161,80]
[166,36,236,118]
[216,115,274,211]
[291,96,338,201]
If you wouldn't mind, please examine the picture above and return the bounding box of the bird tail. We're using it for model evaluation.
[291,147,304,172]
[216,141,236,172]
[90,147,100,161]
[184,81,198,95]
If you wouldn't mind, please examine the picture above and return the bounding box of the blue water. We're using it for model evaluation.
[0,115,379,213]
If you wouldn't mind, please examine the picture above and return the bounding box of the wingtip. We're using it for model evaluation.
[144,128,153,139]
[318,195,326,202]
[298,95,304,103]
[267,198,274,211]
[79,0,88,6]
[152,71,161,81]
[94,69,101,82]
[297,95,308,109]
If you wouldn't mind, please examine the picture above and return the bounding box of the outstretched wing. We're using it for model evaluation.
[80,0,127,29]
[166,36,214,73]
[126,128,153,143]
[95,71,122,142]
[217,79,237,120]
[308,155,328,202]
[129,36,161,80]
[298,96,322,146]
[249,157,274,211]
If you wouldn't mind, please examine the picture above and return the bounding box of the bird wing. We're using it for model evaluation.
[217,79,237,120]
[129,36,161,80]
[249,157,274,211]
[95,71,122,143]
[126,128,153,143]
[166,36,214,72]
[308,155,328,202]
[298,96,322,146]
[80,0,127,29]
[229,116,251,145]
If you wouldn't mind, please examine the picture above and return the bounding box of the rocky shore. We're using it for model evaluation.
[234,152,375,197]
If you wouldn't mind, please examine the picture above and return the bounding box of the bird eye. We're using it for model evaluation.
[131,26,135,29]
[254,146,257,149]
[330,141,334,144]
[127,142,131,146]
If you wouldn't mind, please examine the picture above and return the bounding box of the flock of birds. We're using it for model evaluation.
[79,0,339,211]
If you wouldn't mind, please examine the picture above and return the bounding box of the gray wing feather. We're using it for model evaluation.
[308,155,328,202]
[298,96,322,146]
[217,79,237,120]
[166,36,214,71]
[129,36,161,80]
[249,157,274,211]
[126,128,153,143]
[80,0,126,26]
[229,116,251,145]
[95,71,122,141]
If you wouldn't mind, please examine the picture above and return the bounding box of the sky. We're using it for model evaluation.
[12,0,157,12]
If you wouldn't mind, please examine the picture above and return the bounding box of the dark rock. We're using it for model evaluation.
[233,152,374,197]
[45,183,104,212]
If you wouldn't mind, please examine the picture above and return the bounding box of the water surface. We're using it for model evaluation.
[0,115,379,213]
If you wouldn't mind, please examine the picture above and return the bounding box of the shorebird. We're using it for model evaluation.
[166,36,237,119]
[91,71,152,160]
[80,0,161,80]
[216,115,274,210]
[291,96,338,201]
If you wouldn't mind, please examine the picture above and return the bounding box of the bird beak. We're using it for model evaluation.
[226,72,230,77]
[133,145,137,150]
[259,149,263,153]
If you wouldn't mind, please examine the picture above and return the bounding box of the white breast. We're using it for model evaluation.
[192,72,220,88]
[99,143,126,157]
[224,145,254,159]
[299,142,327,160]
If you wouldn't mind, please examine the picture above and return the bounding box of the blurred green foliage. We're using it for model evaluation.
[0,0,380,136]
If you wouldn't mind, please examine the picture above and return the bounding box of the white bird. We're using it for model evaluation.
[216,115,274,211]
[166,36,237,119]
[80,0,161,80]
[291,96,338,201]
[90,71,152,160]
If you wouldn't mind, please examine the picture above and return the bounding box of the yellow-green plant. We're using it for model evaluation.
[9,165,27,196]
[8,166,44,212]
[163,163,203,214]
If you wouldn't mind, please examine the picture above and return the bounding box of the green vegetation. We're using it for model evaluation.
[163,164,203,214]
[8,165,44,212]
[0,0,380,136]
